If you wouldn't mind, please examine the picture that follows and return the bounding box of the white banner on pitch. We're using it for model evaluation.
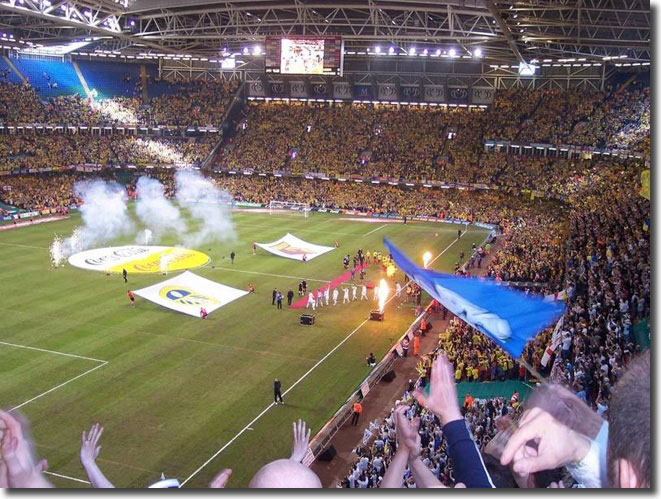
[255,233,335,261]
[133,271,248,317]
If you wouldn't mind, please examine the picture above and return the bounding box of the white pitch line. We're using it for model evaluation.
[9,362,108,413]
[207,266,330,283]
[179,315,371,487]
[179,234,462,487]
[0,241,48,250]
[44,471,91,485]
[362,224,387,237]
[0,341,107,363]
[427,226,468,267]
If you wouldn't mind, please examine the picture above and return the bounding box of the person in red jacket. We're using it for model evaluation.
[127,290,135,308]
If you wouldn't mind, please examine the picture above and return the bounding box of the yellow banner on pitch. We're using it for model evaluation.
[109,247,209,274]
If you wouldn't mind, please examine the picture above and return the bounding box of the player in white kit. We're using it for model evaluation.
[342,287,350,304]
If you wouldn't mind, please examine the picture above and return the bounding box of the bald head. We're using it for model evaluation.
[249,459,322,488]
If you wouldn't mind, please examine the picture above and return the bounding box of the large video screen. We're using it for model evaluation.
[265,36,343,76]
[281,38,325,74]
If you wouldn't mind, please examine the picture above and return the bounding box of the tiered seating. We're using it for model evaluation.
[0,58,23,84]
[11,57,84,98]
[145,64,183,99]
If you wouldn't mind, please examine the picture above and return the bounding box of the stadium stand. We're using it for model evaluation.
[0,57,23,84]
[76,59,141,99]
[11,57,85,98]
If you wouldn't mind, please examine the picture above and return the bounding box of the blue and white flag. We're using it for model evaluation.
[384,238,565,358]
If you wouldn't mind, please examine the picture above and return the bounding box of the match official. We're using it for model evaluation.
[274,378,284,405]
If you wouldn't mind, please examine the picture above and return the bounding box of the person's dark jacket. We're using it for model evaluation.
[443,419,495,488]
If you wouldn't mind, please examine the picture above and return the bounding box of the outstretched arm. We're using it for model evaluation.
[392,404,443,488]
[380,405,413,488]
[80,423,115,488]
[414,355,494,488]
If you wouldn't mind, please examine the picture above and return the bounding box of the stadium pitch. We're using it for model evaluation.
[0,209,488,487]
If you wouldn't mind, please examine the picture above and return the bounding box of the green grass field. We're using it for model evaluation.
[0,208,488,488]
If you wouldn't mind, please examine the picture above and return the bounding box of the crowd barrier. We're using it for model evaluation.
[307,300,433,460]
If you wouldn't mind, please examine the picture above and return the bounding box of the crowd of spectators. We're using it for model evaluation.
[340,374,520,488]
[547,170,650,405]
[0,78,238,127]
[0,132,215,172]
[338,347,649,489]
[142,79,239,127]
[216,83,649,184]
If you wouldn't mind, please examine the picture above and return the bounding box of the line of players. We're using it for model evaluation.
[304,249,400,310]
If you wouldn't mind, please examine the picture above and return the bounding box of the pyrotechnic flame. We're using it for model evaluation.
[50,236,64,267]
[159,247,182,275]
[378,278,389,313]
[423,251,432,269]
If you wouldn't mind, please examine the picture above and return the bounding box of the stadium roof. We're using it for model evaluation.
[0,0,651,63]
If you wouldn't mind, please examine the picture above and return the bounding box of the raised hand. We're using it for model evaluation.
[413,354,462,425]
[500,407,591,475]
[209,468,232,488]
[79,423,114,488]
[393,405,421,459]
[80,423,104,467]
[290,419,311,463]
[0,411,52,488]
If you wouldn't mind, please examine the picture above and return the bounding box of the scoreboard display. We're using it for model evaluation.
[265,36,344,76]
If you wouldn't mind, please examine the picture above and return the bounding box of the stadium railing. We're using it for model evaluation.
[308,300,432,460]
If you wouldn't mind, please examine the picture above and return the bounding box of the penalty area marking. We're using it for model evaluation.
[179,232,465,487]
[0,341,108,413]
[44,471,91,485]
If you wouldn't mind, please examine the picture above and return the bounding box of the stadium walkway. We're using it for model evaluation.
[311,309,450,487]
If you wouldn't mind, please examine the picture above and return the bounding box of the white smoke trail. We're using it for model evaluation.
[175,170,236,247]
[143,229,152,245]
[134,176,186,243]
[53,180,134,261]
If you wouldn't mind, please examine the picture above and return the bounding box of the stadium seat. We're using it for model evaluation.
[0,58,23,84]
[76,59,141,99]
[11,57,84,99]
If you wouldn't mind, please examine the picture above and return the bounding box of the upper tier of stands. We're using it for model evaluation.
[76,59,142,99]
[144,64,183,99]
[0,58,23,84]
[11,57,85,98]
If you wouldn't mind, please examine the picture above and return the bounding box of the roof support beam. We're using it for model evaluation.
[484,0,525,64]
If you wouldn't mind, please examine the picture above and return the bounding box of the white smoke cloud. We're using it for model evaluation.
[175,169,236,247]
[74,180,134,247]
[134,176,186,242]
[49,172,235,267]
[50,181,133,266]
